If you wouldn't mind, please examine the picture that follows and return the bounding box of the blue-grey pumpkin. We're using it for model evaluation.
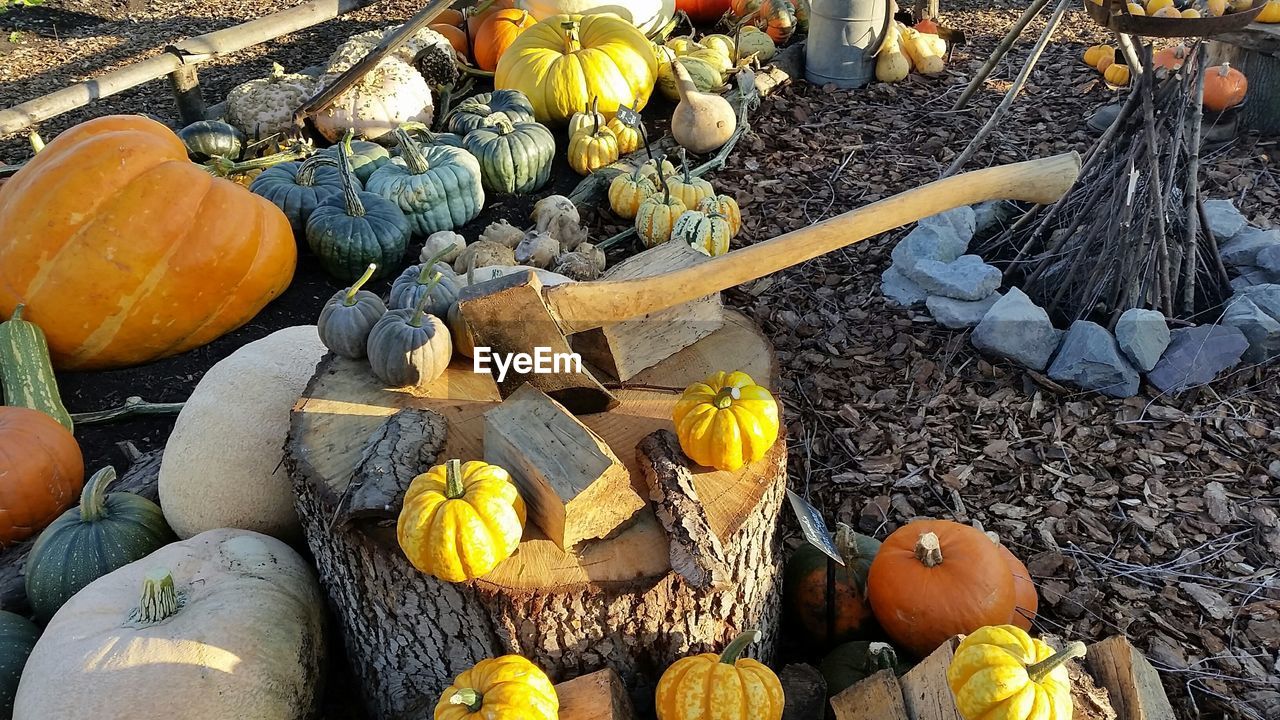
[317,263,388,359]
[249,154,346,236]
[306,143,412,283]
[445,89,537,135]
[388,262,464,317]
[316,138,391,182]
[0,611,37,716]
[177,120,245,161]
[366,293,453,387]
[365,128,484,238]
[463,118,555,195]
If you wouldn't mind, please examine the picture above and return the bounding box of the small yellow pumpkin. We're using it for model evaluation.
[1144,0,1173,12]
[655,630,784,720]
[667,160,716,210]
[435,654,558,720]
[608,166,657,219]
[672,370,780,471]
[1180,7,1201,16]
[1152,4,1181,16]
[1082,44,1113,68]
[568,96,607,138]
[607,116,644,154]
[1126,1,1146,14]
[702,34,736,58]
[1207,0,1226,14]
[698,194,742,236]
[568,115,620,176]
[673,209,732,257]
[1104,62,1131,86]
[1260,0,1280,21]
[946,625,1085,720]
[636,156,677,181]
[635,186,688,247]
[397,459,526,583]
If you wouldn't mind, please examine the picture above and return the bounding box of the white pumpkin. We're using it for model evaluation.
[224,62,319,140]
[159,326,326,542]
[516,0,676,34]
[14,529,324,720]
[313,55,434,143]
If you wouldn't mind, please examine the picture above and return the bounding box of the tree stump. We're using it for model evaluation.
[1210,26,1280,135]
[286,311,788,719]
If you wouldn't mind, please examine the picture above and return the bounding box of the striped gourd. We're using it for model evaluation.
[0,305,73,432]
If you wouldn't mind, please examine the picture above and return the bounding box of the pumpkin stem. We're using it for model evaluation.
[561,20,582,54]
[344,264,378,306]
[1026,641,1087,683]
[78,466,117,522]
[914,532,944,568]
[297,154,339,187]
[444,459,466,500]
[491,117,515,135]
[28,130,44,154]
[712,385,741,409]
[136,567,181,624]
[269,61,286,81]
[394,127,432,175]
[719,629,761,665]
[409,273,438,328]
[335,141,366,218]
[9,304,24,322]
[448,688,483,713]
[204,147,306,177]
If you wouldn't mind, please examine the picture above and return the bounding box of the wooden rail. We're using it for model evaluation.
[0,0,379,135]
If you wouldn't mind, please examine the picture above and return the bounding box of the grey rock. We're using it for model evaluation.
[1222,296,1280,364]
[911,255,1003,301]
[1047,320,1140,398]
[918,206,976,243]
[1230,266,1277,291]
[1147,325,1249,394]
[890,224,968,276]
[1257,245,1280,277]
[1219,227,1280,268]
[1114,308,1170,372]
[1236,283,1280,322]
[973,201,1017,236]
[926,293,1002,329]
[881,265,929,308]
[1202,199,1248,241]
[971,287,1063,371]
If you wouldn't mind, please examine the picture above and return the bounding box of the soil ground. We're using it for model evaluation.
[2,0,1278,718]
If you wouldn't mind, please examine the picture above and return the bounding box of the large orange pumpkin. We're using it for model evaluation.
[866,519,1016,658]
[1203,63,1247,112]
[474,9,538,71]
[0,115,295,370]
[0,407,84,545]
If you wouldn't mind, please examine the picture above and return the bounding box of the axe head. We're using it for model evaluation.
[456,270,618,414]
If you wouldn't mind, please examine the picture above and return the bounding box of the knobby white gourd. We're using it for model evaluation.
[670,59,737,154]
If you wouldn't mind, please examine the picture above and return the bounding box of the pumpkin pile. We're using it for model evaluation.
[610,156,743,254]
[1082,43,1131,86]
[875,20,948,83]
[1088,0,1280,19]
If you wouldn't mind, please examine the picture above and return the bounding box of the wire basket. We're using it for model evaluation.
[1084,0,1267,37]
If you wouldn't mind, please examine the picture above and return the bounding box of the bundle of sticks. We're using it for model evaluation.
[983,42,1234,326]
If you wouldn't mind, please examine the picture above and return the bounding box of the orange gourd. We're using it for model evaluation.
[677,0,733,24]
[757,0,798,44]
[467,0,517,43]
[1153,44,1187,71]
[432,23,470,56]
[0,115,295,371]
[436,8,466,25]
[473,9,536,72]
[1083,44,1114,68]
[1203,63,1247,111]
[997,542,1039,631]
[1097,55,1115,73]
[866,519,1016,658]
[1104,62,1131,86]
[0,407,84,546]
[914,17,940,33]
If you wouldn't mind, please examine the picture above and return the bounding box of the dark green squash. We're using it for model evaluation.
[306,142,412,283]
[249,154,345,236]
[388,255,464,317]
[0,611,38,717]
[365,128,484,239]
[366,288,452,387]
[317,263,387,359]
[0,305,73,432]
[819,641,907,697]
[25,466,175,624]
[177,120,245,161]
[463,118,555,195]
[783,523,881,647]
[445,89,537,135]
[316,136,392,183]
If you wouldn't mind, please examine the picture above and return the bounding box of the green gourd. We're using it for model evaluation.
[316,136,392,183]
[820,641,907,697]
[249,154,345,236]
[365,128,484,238]
[177,120,245,161]
[672,208,732,257]
[0,305,73,432]
[783,523,881,647]
[366,288,452,388]
[25,466,175,624]
[317,263,388,359]
[445,90,537,135]
[463,118,555,195]
[306,142,412,283]
[0,611,38,717]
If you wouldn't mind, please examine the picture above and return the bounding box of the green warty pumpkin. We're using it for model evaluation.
[317,263,388,359]
[306,142,412,283]
[463,118,555,195]
[365,128,485,238]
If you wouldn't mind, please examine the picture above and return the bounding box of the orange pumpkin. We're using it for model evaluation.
[467,0,517,43]
[866,519,1016,658]
[1203,63,1248,111]
[1153,44,1187,71]
[432,23,470,56]
[0,407,84,546]
[0,115,295,371]
[474,9,536,72]
[436,8,466,25]
[998,542,1039,631]
[677,0,732,23]
[757,0,798,44]
[915,17,940,33]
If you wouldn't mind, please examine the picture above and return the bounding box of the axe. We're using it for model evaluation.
[457,152,1081,414]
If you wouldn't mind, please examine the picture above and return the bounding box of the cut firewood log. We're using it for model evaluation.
[638,430,730,589]
[337,407,446,524]
[830,669,910,720]
[780,663,827,720]
[556,668,636,720]
[1086,636,1177,720]
[572,241,724,382]
[483,384,643,550]
[900,637,965,720]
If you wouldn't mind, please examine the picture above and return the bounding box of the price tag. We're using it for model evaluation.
[786,490,843,565]
[615,104,642,128]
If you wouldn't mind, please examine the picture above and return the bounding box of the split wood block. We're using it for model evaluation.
[572,241,724,381]
[555,668,636,720]
[830,669,911,720]
[1086,636,1177,720]
[483,384,644,550]
[900,636,964,720]
[780,663,827,720]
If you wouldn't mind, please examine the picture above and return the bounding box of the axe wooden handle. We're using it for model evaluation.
[546,151,1081,335]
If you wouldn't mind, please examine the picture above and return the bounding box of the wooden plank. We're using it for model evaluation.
[1213,22,1280,55]
[0,0,377,135]
[830,669,912,720]
[780,664,827,720]
[555,668,636,720]
[899,637,964,720]
[1086,636,1177,720]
